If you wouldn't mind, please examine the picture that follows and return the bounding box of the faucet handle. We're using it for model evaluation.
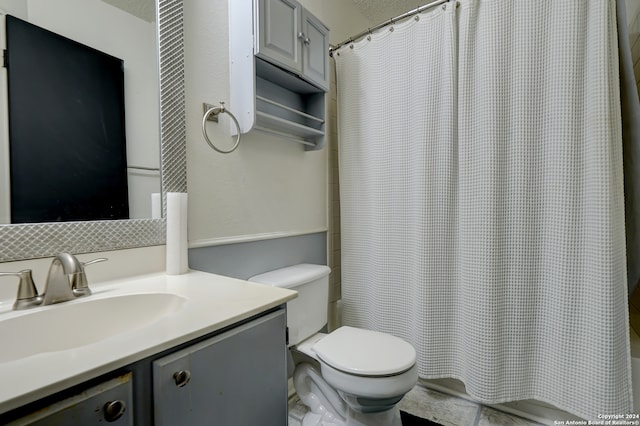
[0,269,42,310]
[72,257,108,297]
[83,258,108,268]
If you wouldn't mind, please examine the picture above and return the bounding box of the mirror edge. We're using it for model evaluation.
[0,0,186,263]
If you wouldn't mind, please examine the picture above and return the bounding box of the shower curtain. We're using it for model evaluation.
[335,0,632,420]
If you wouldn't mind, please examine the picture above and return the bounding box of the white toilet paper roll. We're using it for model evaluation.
[166,192,188,275]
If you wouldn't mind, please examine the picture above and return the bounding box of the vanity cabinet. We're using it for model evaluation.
[152,310,287,426]
[0,308,287,426]
[230,0,330,149]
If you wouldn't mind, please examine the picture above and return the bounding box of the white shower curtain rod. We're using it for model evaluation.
[329,0,451,54]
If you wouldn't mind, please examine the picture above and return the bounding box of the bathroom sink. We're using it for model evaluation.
[0,293,186,363]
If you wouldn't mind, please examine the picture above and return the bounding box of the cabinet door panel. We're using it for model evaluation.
[153,310,287,426]
[257,0,301,73]
[7,373,133,425]
[302,9,329,90]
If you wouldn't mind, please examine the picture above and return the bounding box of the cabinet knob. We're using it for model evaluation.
[297,32,310,44]
[103,400,126,422]
[173,370,191,387]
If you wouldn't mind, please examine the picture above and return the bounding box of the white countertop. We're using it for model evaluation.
[0,270,297,415]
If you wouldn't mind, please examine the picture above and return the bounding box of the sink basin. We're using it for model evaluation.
[0,293,186,363]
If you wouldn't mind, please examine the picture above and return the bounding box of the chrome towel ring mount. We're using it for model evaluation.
[202,101,242,154]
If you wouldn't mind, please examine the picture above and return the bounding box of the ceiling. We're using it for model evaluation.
[98,0,436,29]
[349,0,436,25]
[100,0,155,22]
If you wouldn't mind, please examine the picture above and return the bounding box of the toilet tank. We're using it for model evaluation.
[249,264,330,346]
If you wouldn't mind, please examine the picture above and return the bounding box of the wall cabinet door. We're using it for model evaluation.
[152,310,287,426]
[301,9,329,90]
[256,0,329,90]
[257,0,302,73]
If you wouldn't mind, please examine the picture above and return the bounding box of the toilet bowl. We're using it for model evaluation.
[249,264,418,426]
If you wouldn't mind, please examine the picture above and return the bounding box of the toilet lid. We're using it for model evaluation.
[312,326,416,376]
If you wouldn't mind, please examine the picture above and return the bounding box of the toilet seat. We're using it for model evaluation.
[318,360,419,400]
[312,326,416,376]
[296,326,419,399]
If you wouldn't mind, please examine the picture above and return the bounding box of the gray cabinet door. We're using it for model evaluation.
[301,9,329,90]
[152,310,287,426]
[257,0,302,73]
[8,373,133,425]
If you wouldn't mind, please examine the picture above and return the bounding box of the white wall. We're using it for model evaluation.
[0,0,159,221]
[0,246,166,302]
[299,0,375,45]
[184,0,373,247]
[0,0,374,265]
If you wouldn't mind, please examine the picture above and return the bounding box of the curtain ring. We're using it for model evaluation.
[202,102,241,154]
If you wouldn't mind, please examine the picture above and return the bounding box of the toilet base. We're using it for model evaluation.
[345,406,402,426]
[294,362,405,426]
[300,405,402,426]
[301,411,343,426]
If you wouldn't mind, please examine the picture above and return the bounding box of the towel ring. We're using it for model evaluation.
[202,102,241,154]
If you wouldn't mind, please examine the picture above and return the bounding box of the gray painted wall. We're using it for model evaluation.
[188,232,327,280]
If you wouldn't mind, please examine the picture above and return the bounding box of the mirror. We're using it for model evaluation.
[0,0,159,223]
[0,0,186,262]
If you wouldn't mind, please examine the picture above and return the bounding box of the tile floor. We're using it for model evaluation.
[288,384,547,426]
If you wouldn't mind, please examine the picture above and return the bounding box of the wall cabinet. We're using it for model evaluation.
[230,0,330,149]
[256,0,330,90]
[0,309,287,426]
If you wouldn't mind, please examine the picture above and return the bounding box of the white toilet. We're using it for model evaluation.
[249,264,418,426]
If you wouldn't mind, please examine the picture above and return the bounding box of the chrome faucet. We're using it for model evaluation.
[0,253,107,309]
[42,253,83,305]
